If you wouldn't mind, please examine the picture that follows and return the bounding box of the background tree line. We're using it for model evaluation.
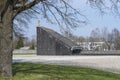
[13,35,36,50]
[65,27,120,50]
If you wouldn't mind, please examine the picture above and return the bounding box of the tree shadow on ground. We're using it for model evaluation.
[12,63,120,80]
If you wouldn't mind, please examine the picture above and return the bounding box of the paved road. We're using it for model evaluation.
[13,55,120,74]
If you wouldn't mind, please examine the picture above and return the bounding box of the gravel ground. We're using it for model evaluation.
[13,55,120,74]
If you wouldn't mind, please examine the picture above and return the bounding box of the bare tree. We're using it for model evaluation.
[89,27,115,50]
[101,27,109,50]
[90,28,101,42]
[112,28,120,50]
[101,27,114,50]
[0,0,87,77]
[88,0,120,50]
[88,0,120,16]
[78,36,86,43]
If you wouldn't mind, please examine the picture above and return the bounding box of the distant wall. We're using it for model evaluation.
[13,49,36,54]
[13,49,120,55]
[80,50,120,55]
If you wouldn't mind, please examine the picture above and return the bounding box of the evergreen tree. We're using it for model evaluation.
[30,43,35,50]
[16,37,24,49]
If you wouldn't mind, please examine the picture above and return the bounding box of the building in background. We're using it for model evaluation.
[37,27,80,55]
[77,41,114,51]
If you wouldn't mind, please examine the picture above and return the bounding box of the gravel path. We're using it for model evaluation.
[13,55,120,74]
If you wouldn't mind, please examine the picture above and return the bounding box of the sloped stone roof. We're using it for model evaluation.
[39,27,78,47]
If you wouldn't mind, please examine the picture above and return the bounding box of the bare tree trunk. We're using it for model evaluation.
[0,5,13,77]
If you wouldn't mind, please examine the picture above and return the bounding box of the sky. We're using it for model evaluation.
[25,0,120,39]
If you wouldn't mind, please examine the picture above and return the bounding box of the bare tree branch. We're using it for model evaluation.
[13,0,44,18]
[12,0,87,36]
[88,0,120,16]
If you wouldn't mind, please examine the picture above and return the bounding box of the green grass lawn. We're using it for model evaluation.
[1,63,120,80]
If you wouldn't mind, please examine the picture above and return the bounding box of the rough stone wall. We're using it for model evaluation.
[55,40,71,55]
[37,27,56,55]
[37,27,72,55]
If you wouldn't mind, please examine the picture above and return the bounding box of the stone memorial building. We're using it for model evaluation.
[37,27,78,55]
